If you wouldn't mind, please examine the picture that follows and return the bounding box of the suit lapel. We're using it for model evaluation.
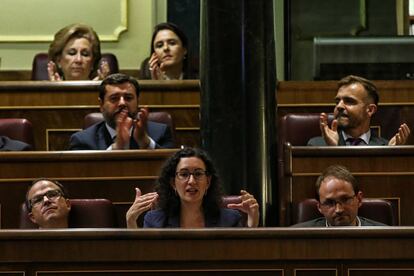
[338,131,346,145]
[96,123,113,150]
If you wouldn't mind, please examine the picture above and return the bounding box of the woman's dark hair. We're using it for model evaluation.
[140,22,195,79]
[48,23,102,80]
[150,22,188,57]
[156,147,223,219]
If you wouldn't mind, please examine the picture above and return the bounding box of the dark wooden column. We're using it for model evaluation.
[200,0,278,225]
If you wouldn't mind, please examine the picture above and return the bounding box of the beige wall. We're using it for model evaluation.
[0,0,284,78]
[0,0,166,70]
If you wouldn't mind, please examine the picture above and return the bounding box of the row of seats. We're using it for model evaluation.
[279,113,397,225]
[1,112,397,226]
[292,198,396,226]
[0,112,175,150]
[31,53,119,80]
[2,112,327,150]
[0,118,34,147]
[18,197,395,228]
[19,196,246,228]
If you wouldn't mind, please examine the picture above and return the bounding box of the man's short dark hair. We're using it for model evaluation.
[98,73,140,101]
[337,75,379,106]
[25,178,68,211]
[315,165,359,201]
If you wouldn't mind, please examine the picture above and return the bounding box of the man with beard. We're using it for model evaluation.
[26,178,71,229]
[307,75,410,146]
[292,165,385,227]
[69,73,175,150]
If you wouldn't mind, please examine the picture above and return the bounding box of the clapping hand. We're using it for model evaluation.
[388,123,411,145]
[47,61,62,81]
[93,60,110,80]
[319,112,339,146]
[149,53,164,80]
[133,106,152,148]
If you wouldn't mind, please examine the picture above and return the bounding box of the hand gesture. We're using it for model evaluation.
[149,53,164,80]
[227,190,260,227]
[388,123,411,145]
[112,109,133,150]
[126,188,159,228]
[47,61,62,81]
[133,106,151,148]
[93,60,111,81]
[319,112,339,146]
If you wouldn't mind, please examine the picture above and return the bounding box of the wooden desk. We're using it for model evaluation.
[0,149,177,228]
[0,228,414,275]
[281,145,414,226]
[0,80,200,150]
[2,80,414,149]
[277,80,414,145]
[277,80,414,104]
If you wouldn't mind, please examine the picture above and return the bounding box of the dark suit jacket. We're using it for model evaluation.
[143,208,243,228]
[69,121,175,150]
[0,136,31,151]
[291,216,387,227]
[307,131,388,146]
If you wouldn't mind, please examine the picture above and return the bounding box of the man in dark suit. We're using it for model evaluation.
[292,165,385,227]
[0,136,31,151]
[308,75,410,146]
[69,73,175,150]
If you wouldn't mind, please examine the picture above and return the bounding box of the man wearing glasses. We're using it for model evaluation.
[25,178,71,229]
[292,165,385,227]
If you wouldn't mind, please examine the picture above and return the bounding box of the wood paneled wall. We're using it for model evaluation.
[2,79,414,150]
[0,149,177,228]
[0,228,414,275]
[0,80,200,150]
[281,145,414,226]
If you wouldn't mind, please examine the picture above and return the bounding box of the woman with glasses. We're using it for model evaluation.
[126,147,259,228]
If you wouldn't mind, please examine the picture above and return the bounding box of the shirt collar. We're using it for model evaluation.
[104,123,132,139]
[325,216,361,227]
[164,73,184,80]
[342,130,371,145]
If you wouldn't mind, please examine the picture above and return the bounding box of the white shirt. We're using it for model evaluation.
[105,123,155,150]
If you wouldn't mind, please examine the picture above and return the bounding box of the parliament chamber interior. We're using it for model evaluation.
[1,0,414,275]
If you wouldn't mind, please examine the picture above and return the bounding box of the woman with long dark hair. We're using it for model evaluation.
[126,147,259,228]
